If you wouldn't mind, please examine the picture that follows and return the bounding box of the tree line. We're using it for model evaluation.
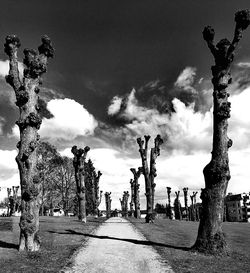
[4,9,250,256]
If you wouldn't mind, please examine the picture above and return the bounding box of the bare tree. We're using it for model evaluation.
[166,187,173,219]
[183,188,189,220]
[71,145,90,222]
[193,10,250,254]
[137,135,163,223]
[130,167,143,218]
[174,191,182,220]
[190,192,198,221]
[4,35,54,251]
[105,192,112,218]
[93,171,102,217]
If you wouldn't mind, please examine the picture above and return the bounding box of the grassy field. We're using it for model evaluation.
[0,216,105,273]
[130,218,250,273]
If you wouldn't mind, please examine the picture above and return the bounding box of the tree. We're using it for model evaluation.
[71,145,90,222]
[190,191,198,221]
[193,10,250,255]
[174,191,182,220]
[183,188,189,220]
[37,141,60,216]
[84,160,103,216]
[137,135,163,223]
[130,167,143,218]
[155,203,166,214]
[4,35,54,251]
[105,192,112,218]
[166,187,173,219]
[93,171,103,217]
[120,191,129,217]
[52,156,76,216]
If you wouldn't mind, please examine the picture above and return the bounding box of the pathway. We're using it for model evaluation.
[62,217,174,273]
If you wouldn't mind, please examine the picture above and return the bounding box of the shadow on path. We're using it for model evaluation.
[0,240,18,250]
[48,229,190,251]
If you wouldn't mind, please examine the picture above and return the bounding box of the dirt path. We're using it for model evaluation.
[62,217,173,273]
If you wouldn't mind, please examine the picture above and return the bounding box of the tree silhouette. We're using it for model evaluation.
[4,35,54,251]
[193,9,250,255]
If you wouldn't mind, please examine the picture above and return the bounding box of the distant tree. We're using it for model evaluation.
[155,203,166,214]
[174,191,182,220]
[4,34,54,251]
[183,188,189,220]
[166,187,173,219]
[190,192,198,221]
[193,10,250,255]
[137,135,163,223]
[130,167,143,218]
[120,191,129,217]
[71,145,90,222]
[37,141,60,216]
[105,192,112,218]
[84,160,103,216]
[52,157,76,216]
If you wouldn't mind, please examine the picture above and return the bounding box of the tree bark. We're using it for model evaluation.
[5,35,54,251]
[105,192,111,218]
[193,10,250,255]
[130,167,142,218]
[137,135,163,223]
[174,191,182,220]
[71,146,90,222]
[94,171,102,217]
[183,187,189,220]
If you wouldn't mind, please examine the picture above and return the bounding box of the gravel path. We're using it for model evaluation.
[62,217,174,273]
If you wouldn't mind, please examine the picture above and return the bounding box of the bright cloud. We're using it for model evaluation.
[12,98,98,141]
[174,66,197,93]
[237,62,250,68]
[107,96,123,115]
[0,59,24,78]
[0,149,19,201]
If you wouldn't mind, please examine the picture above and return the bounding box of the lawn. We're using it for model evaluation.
[130,218,250,273]
[0,216,105,273]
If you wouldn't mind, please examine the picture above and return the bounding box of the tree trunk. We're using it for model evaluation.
[5,35,54,251]
[72,146,90,222]
[130,167,142,219]
[183,188,189,220]
[193,10,250,255]
[105,192,111,218]
[137,135,163,223]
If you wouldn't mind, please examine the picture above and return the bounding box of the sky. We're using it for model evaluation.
[1,0,250,209]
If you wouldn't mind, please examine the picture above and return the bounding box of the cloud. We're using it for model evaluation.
[174,67,197,94]
[0,59,24,78]
[108,88,212,154]
[12,98,98,141]
[237,62,250,69]
[0,149,19,201]
[107,96,123,115]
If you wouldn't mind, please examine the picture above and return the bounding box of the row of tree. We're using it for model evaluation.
[5,9,250,256]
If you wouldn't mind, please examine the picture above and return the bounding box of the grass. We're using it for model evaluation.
[129,218,250,273]
[0,216,105,273]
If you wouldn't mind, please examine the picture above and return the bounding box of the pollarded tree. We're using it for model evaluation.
[137,135,163,223]
[105,192,112,218]
[71,145,90,222]
[190,192,198,221]
[4,35,54,251]
[183,188,189,220]
[130,167,143,218]
[166,187,173,219]
[93,171,103,217]
[193,10,250,255]
[174,191,182,220]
